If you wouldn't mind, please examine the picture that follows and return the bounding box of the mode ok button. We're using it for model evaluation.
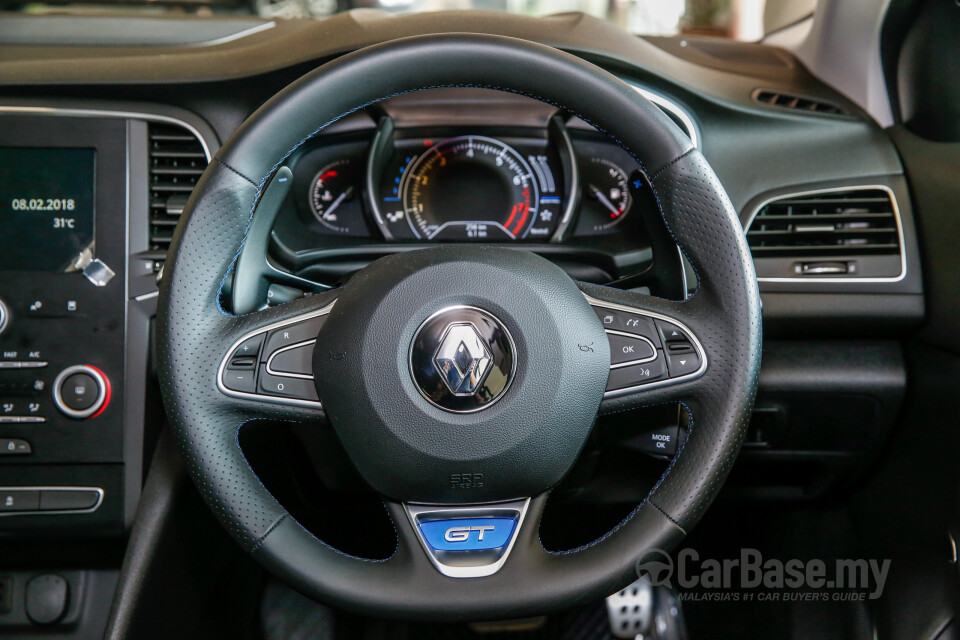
[607,332,656,365]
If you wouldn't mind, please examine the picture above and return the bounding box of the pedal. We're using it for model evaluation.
[606,577,654,638]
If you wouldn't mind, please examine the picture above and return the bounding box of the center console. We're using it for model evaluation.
[0,116,130,538]
[0,105,217,543]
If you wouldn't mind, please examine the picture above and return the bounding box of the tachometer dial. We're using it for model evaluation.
[309,159,364,235]
[580,157,632,232]
[400,136,542,241]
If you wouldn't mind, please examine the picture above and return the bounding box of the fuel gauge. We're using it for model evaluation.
[579,157,633,232]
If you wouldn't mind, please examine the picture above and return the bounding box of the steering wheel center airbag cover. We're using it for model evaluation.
[312,246,610,503]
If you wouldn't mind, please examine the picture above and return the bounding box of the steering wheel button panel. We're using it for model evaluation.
[217,303,334,408]
[606,331,656,366]
[588,298,706,396]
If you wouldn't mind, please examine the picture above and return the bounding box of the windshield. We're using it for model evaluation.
[9,0,815,40]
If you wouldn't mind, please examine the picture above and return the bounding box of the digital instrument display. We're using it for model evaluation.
[374,135,565,242]
[0,148,96,272]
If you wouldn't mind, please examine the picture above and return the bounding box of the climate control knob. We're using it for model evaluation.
[53,365,110,419]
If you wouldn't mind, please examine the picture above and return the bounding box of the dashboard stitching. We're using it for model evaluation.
[213,82,694,319]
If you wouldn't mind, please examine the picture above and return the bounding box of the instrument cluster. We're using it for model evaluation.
[283,121,652,246]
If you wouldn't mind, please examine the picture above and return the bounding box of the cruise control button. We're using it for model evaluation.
[222,369,256,393]
[607,332,656,365]
[263,316,328,359]
[666,350,702,377]
[268,341,315,377]
[0,489,39,511]
[606,354,667,391]
[229,335,264,367]
[258,372,319,401]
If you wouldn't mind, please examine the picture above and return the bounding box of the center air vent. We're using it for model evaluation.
[746,187,905,281]
[148,123,209,253]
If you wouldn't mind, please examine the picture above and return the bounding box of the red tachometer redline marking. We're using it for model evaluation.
[504,204,519,230]
[320,170,338,181]
[510,202,529,235]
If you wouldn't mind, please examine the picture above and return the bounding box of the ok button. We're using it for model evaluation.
[606,331,656,366]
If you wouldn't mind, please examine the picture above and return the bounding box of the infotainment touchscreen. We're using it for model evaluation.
[0,147,96,272]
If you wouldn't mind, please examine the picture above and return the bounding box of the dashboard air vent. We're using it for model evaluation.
[747,188,901,260]
[752,89,846,116]
[149,123,209,253]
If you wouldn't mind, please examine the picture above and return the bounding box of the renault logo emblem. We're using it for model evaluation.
[409,306,516,413]
[433,323,494,395]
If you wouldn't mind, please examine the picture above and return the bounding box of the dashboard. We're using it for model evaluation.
[0,10,928,635]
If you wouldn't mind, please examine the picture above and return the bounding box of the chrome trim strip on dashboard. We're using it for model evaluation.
[0,486,105,517]
[629,85,700,149]
[216,301,335,409]
[0,106,214,161]
[404,498,531,578]
[194,21,276,48]
[742,184,907,283]
[582,293,708,399]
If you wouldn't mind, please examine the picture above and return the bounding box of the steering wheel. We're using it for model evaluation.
[157,33,761,621]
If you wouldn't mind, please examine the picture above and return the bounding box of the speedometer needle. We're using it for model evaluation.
[323,186,354,219]
[588,184,620,217]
